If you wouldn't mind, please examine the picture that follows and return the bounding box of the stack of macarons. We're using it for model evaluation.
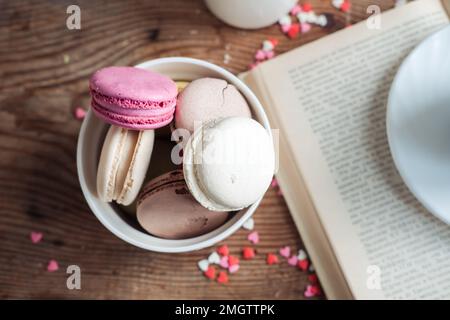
[90,66,274,240]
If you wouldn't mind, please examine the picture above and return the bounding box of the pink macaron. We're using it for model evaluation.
[89,66,177,130]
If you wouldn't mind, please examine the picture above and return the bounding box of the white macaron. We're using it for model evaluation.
[97,125,154,205]
[183,117,274,211]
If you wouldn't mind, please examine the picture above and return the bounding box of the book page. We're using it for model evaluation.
[245,0,449,299]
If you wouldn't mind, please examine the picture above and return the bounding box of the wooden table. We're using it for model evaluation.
[0,0,393,299]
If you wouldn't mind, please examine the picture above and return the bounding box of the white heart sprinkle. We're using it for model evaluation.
[278,15,291,26]
[307,12,317,24]
[208,252,221,264]
[316,15,327,27]
[197,259,209,272]
[297,249,308,261]
[332,0,344,9]
[262,40,274,52]
[297,12,308,24]
[309,263,315,272]
[242,218,254,230]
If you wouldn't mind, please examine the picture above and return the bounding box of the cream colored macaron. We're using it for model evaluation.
[183,117,274,211]
[97,125,154,205]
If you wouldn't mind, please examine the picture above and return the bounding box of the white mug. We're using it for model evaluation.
[204,0,297,29]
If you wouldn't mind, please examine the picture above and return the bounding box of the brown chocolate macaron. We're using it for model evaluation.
[136,170,229,239]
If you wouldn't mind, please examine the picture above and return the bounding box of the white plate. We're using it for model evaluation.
[387,25,450,224]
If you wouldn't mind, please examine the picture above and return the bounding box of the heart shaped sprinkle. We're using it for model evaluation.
[341,0,351,12]
[302,2,312,12]
[265,50,275,59]
[47,260,59,272]
[242,247,256,260]
[208,252,221,264]
[217,245,229,257]
[298,259,309,271]
[278,15,291,26]
[254,49,266,61]
[247,231,260,244]
[268,38,279,47]
[228,255,240,267]
[290,4,302,15]
[271,178,279,188]
[228,264,239,274]
[297,249,308,261]
[279,246,291,258]
[217,271,229,284]
[242,218,254,231]
[304,284,316,298]
[30,231,43,244]
[301,23,312,33]
[262,40,274,52]
[74,107,86,120]
[281,24,291,33]
[219,256,229,269]
[288,255,298,266]
[204,266,217,280]
[308,273,318,284]
[266,253,279,265]
[332,0,344,8]
[197,259,209,272]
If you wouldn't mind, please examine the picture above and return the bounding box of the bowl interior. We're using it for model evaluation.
[77,57,271,252]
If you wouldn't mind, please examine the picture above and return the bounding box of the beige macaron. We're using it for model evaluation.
[97,125,154,205]
[183,117,275,212]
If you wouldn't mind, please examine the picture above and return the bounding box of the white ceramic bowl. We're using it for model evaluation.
[77,57,272,252]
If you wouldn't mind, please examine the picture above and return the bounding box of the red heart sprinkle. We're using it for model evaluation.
[308,273,318,284]
[217,245,229,256]
[217,271,229,284]
[266,253,279,265]
[269,38,279,47]
[228,255,240,266]
[242,247,256,260]
[341,1,351,12]
[204,266,216,280]
[303,3,312,12]
[310,285,321,296]
[287,23,300,39]
[298,259,309,271]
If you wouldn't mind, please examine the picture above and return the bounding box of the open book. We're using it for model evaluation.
[241,0,450,299]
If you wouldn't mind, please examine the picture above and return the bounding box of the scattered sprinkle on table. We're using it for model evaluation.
[47,260,59,272]
[30,231,43,244]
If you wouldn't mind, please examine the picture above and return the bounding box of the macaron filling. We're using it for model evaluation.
[92,100,174,129]
[90,89,177,110]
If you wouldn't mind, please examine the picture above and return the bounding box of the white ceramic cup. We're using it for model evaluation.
[77,57,272,252]
[204,0,297,29]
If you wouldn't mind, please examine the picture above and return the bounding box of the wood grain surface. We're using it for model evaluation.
[0,0,394,299]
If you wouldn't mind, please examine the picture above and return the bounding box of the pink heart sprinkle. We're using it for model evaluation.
[271,178,279,188]
[30,231,43,244]
[304,285,315,298]
[290,4,302,15]
[47,260,59,272]
[279,246,291,258]
[247,231,260,244]
[219,256,229,269]
[74,107,86,120]
[281,24,291,33]
[228,264,239,273]
[254,50,266,61]
[288,255,298,266]
[301,23,312,33]
[265,50,275,59]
